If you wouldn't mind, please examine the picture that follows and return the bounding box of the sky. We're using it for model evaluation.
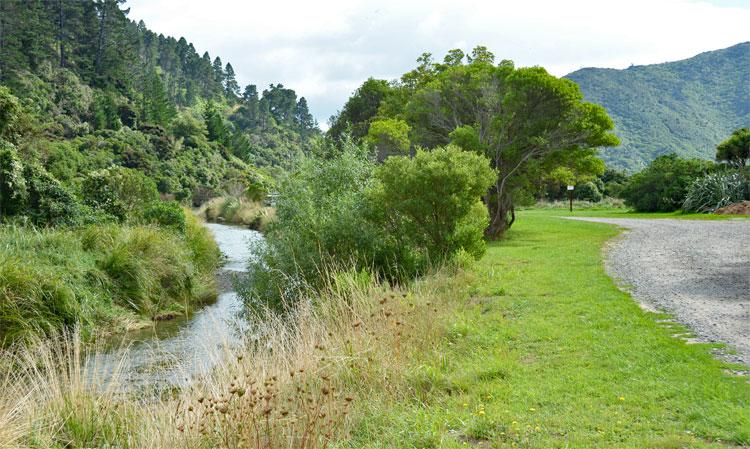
[126,0,750,129]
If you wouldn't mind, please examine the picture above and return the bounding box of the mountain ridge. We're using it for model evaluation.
[566,41,750,171]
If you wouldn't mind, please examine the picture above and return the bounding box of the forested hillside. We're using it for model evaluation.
[0,0,319,206]
[567,42,750,171]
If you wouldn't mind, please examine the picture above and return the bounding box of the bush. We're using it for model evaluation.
[24,163,82,227]
[140,201,186,233]
[245,140,378,306]
[682,171,749,213]
[621,154,713,212]
[243,143,495,308]
[574,181,603,202]
[81,166,158,221]
[0,142,28,216]
[368,146,495,273]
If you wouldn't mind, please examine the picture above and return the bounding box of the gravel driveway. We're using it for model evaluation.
[569,217,750,365]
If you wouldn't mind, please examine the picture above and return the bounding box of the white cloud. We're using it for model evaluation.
[125,0,750,124]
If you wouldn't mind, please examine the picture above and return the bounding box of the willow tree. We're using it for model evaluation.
[404,50,619,237]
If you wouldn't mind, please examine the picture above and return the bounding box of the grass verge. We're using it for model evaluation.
[348,209,750,448]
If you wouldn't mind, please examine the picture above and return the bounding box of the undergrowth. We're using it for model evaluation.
[0,212,221,346]
[0,263,467,448]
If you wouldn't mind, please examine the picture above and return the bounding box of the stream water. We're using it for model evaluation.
[93,223,262,390]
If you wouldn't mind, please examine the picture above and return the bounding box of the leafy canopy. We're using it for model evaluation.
[331,47,619,236]
[716,128,750,168]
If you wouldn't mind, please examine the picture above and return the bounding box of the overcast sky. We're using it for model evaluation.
[126,0,750,128]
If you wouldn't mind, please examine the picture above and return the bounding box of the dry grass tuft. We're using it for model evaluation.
[0,266,468,448]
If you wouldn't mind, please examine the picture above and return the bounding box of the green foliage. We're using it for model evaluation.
[716,127,750,168]
[574,181,603,202]
[682,171,749,213]
[0,86,26,143]
[622,154,713,212]
[342,47,619,236]
[245,140,377,306]
[140,201,186,233]
[365,118,411,159]
[0,220,220,345]
[600,168,629,198]
[0,142,28,216]
[23,163,82,227]
[567,42,750,171]
[81,166,158,221]
[327,78,392,141]
[368,146,495,268]
[243,143,494,307]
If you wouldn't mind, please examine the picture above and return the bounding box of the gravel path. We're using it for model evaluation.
[569,217,750,365]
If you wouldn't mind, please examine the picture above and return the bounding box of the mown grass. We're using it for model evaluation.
[348,209,750,448]
[0,212,221,346]
[528,201,750,220]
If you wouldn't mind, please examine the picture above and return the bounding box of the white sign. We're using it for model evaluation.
[567,185,575,191]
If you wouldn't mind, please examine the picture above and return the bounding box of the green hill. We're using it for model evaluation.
[566,42,750,171]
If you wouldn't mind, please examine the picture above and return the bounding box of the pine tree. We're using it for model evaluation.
[294,97,316,133]
[212,56,224,91]
[203,100,226,143]
[140,70,176,127]
[224,62,240,98]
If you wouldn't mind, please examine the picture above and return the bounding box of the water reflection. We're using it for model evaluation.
[94,223,261,390]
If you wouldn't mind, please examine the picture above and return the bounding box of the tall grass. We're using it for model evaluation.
[0,265,467,448]
[0,214,221,347]
[199,196,276,231]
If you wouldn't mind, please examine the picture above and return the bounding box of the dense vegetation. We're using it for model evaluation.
[0,0,320,205]
[244,140,495,306]
[0,0,324,344]
[618,127,750,213]
[567,42,750,171]
[329,47,618,236]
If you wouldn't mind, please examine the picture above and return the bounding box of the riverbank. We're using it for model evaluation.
[1,211,748,448]
[196,196,275,231]
[0,212,222,347]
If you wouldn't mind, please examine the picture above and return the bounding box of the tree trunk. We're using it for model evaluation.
[484,184,515,239]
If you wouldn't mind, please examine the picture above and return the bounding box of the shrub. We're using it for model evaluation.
[367,146,495,273]
[23,164,83,227]
[682,171,749,213]
[243,143,495,307]
[81,166,158,221]
[245,141,378,306]
[140,201,186,233]
[621,154,713,212]
[574,181,603,202]
[0,142,28,216]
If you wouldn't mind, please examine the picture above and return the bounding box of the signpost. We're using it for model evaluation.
[567,185,575,212]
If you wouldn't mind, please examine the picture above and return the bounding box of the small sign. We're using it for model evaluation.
[567,185,575,191]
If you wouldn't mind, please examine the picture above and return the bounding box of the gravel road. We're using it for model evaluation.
[569,217,750,365]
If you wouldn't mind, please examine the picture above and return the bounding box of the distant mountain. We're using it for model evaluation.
[566,42,750,171]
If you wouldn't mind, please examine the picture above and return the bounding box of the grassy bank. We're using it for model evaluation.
[350,210,750,447]
[0,263,468,448]
[0,211,747,448]
[0,213,221,346]
[197,196,276,230]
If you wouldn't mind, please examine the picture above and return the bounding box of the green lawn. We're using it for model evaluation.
[524,205,749,220]
[351,210,750,448]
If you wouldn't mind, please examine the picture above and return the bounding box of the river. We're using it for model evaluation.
[93,223,262,391]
